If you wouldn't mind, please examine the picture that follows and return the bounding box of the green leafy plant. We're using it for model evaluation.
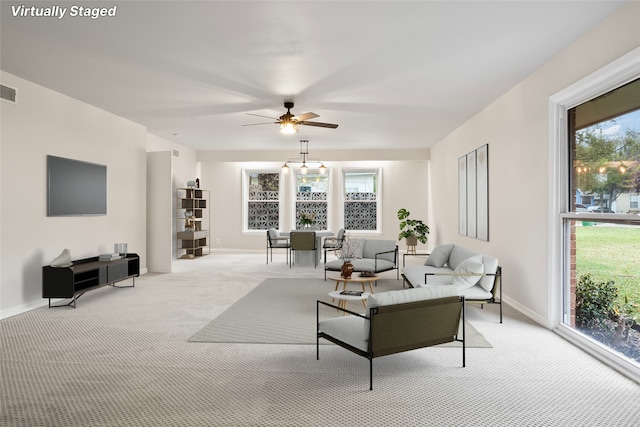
[575,273,618,329]
[397,208,429,244]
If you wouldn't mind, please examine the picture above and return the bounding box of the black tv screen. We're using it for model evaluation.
[47,155,107,216]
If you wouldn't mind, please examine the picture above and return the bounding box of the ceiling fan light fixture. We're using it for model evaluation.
[280,121,298,134]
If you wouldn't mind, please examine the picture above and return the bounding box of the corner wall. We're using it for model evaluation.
[428,1,640,326]
[0,71,147,318]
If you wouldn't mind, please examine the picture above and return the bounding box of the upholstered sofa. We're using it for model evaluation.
[401,243,502,322]
[324,239,398,280]
[317,286,465,390]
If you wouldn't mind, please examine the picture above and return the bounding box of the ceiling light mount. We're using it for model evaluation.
[281,140,326,175]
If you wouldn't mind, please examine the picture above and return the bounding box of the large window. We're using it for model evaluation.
[563,78,640,370]
[295,172,329,229]
[245,171,280,230]
[343,170,380,231]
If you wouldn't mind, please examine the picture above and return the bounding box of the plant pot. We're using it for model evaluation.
[341,261,354,279]
[406,236,418,246]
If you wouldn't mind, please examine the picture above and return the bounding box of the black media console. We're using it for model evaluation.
[42,253,140,308]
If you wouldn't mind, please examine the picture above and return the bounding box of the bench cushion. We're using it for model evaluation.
[366,286,459,311]
[318,315,368,351]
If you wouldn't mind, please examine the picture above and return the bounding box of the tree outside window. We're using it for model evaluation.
[247,172,280,230]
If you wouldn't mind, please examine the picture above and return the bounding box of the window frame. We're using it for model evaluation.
[549,47,640,382]
[242,168,284,234]
[340,167,383,234]
[289,168,332,230]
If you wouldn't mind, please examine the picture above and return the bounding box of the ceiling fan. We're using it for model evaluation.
[243,101,338,134]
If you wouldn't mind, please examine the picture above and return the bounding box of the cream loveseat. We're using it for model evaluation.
[324,239,398,280]
[317,286,465,390]
[401,243,502,322]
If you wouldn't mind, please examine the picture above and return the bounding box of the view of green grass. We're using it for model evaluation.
[575,224,640,317]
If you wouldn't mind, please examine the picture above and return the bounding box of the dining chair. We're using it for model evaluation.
[266,228,290,264]
[323,228,345,263]
[289,231,317,268]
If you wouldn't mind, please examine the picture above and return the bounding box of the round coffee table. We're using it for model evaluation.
[327,273,379,294]
[328,290,370,314]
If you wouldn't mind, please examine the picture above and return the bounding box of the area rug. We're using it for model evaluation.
[189,278,491,347]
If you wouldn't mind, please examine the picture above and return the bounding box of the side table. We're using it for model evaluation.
[328,290,370,314]
[327,273,379,294]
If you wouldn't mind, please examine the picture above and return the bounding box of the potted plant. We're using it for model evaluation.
[397,208,429,250]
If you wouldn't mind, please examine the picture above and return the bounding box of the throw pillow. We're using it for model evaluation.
[451,255,484,289]
[346,239,363,259]
[425,244,455,267]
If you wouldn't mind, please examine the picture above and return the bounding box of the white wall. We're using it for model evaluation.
[197,150,430,252]
[146,134,198,269]
[0,71,147,318]
[428,2,640,326]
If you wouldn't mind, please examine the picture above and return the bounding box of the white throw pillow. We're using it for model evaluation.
[451,255,484,289]
[425,244,454,267]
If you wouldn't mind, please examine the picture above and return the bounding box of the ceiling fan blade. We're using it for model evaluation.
[299,121,339,129]
[292,112,319,121]
[246,113,279,120]
[241,121,278,126]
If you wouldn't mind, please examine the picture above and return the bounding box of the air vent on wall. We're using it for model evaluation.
[1,84,16,103]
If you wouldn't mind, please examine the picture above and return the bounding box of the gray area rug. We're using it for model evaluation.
[189,278,491,347]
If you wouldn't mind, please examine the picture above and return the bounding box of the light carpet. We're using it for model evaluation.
[188,277,491,347]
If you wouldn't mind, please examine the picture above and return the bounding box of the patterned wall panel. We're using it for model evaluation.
[297,191,327,201]
[345,192,376,201]
[248,202,279,229]
[249,189,279,201]
[344,202,377,230]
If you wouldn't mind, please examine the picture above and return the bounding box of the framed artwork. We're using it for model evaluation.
[466,150,477,239]
[476,144,489,241]
[458,156,467,235]
[459,144,489,240]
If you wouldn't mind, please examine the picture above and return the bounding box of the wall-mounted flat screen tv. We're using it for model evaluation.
[47,155,107,216]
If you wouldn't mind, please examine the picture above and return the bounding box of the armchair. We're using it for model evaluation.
[317,286,465,390]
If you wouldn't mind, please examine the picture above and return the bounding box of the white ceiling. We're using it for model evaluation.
[0,1,626,151]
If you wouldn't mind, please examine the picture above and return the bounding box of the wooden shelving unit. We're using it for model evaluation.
[176,188,210,258]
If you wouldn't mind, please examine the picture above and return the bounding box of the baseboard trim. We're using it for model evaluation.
[1,270,148,320]
[502,295,551,329]
[1,299,50,320]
